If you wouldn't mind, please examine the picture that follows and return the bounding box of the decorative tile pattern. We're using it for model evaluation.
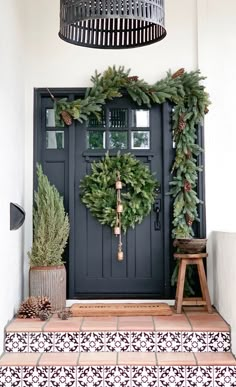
[80,332,105,352]
[77,366,103,387]
[182,332,208,352]
[0,366,21,387]
[29,332,54,353]
[132,366,158,387]
[159,366,185,387]
[130,332,155,352]
[208,332,231,352]
[50,366,76,387]
[22,366,48,387]
[5,332,28,352]
[186,366,213,387]
[156,332,181,352]
[54,332,79,352]
[104,366,130,387]
[214,366,236,387]
[106,332,131,352]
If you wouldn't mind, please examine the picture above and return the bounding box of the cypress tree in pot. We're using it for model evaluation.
[28,165,70,310]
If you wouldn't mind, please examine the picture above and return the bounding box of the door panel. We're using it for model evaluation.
[74,98,164,297]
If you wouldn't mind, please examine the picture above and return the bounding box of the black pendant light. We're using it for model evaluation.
[59,0,166,49]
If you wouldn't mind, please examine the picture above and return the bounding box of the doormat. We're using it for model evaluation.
[70,303,172,317]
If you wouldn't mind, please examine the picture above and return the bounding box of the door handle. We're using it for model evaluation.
[153,199,161,231]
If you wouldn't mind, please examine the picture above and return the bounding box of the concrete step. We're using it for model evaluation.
[0,352,235,386]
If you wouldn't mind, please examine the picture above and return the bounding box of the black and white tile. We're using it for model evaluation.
[29,332,54,352]
[0,366,21,387]
[130,332,155,352]
[54,332,79,352]
[159,366,185,387]
[186,366,213,387]
[22,366,48,387]
[77,366,103,387]
[49,366,76,387]
[208,332,231,352]
[80,332,105,352]
[104,366,130,387]
[132,366,158,387]
[182,332,208,352]
[5,332,28,352]
[214,366,236,387]
[156,332,181,352]
[106,331,131,352]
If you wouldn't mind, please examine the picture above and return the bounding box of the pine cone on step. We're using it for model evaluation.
[172,68,185,79]
[38,310,51,321]
[58,308,72,320]
[17,297,39,319]
[37,296,52,313]
[61,110,73,126]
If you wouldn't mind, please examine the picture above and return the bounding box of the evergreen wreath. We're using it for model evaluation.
[80,153,159,232]
[54,66,210,239]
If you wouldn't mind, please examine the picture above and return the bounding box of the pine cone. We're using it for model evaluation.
[184,180,192,192]
[127,76,139,82]
[37,296,52,313]
[61,110,73,126]
[185,213,193,226]
[172,68,185,79]
[178,114,186,131]
[204,106,209,114]
[58,309,72,320]
[186,150,192,159]
[38,310,51,321]
[17,297,39,319]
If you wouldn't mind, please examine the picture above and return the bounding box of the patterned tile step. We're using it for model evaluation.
[0,355,236,387]
[5,330,231,353]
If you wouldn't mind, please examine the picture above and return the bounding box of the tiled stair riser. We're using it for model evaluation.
[0,365,236,387]
[5,331,231,353]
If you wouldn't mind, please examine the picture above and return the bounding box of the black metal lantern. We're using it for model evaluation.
[59,0,166,49]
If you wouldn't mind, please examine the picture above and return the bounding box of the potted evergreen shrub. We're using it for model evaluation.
[28,165,70,310]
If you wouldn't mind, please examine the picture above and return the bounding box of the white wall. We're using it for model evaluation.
[0,2,25,353]
[213,232,236,355]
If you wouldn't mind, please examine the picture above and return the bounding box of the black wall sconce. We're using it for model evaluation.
[10,203,26,231]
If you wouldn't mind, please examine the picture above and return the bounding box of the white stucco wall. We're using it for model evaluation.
[0,2,25,354]
[212,232,236,355]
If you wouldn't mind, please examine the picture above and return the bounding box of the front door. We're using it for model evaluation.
[35,90,173,299]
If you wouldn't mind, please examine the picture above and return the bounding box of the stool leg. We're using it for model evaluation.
[175,260,187,314]
[197,260,213,313]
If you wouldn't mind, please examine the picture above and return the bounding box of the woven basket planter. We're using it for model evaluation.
[29,265,66,311]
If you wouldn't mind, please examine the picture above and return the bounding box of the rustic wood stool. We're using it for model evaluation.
[174,253,213,314]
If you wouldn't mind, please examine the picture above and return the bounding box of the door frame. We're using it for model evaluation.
[34,88,206,300]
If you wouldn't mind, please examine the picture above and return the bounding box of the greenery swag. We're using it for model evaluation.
[80,153,158,232]
[55,66,210,240]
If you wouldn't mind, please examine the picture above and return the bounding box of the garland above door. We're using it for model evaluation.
[50,66,210,240]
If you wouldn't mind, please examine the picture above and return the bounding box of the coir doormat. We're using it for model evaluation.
[70,303,172,317]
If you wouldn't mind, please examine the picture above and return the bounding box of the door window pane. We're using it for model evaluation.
[46,109,56,127]
[131,110,150,127]
[109,131,128,149]
[88,110,106,128]
[109,109,128,128]
[87,131,106,149]
[131,131,150,149]
[46,131,64,149]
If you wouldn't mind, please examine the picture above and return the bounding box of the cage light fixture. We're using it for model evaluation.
[59,0,167,49]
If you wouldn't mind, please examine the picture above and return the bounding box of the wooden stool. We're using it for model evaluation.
[174,253,213,314]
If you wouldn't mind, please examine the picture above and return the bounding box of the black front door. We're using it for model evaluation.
[35,90,173,299]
